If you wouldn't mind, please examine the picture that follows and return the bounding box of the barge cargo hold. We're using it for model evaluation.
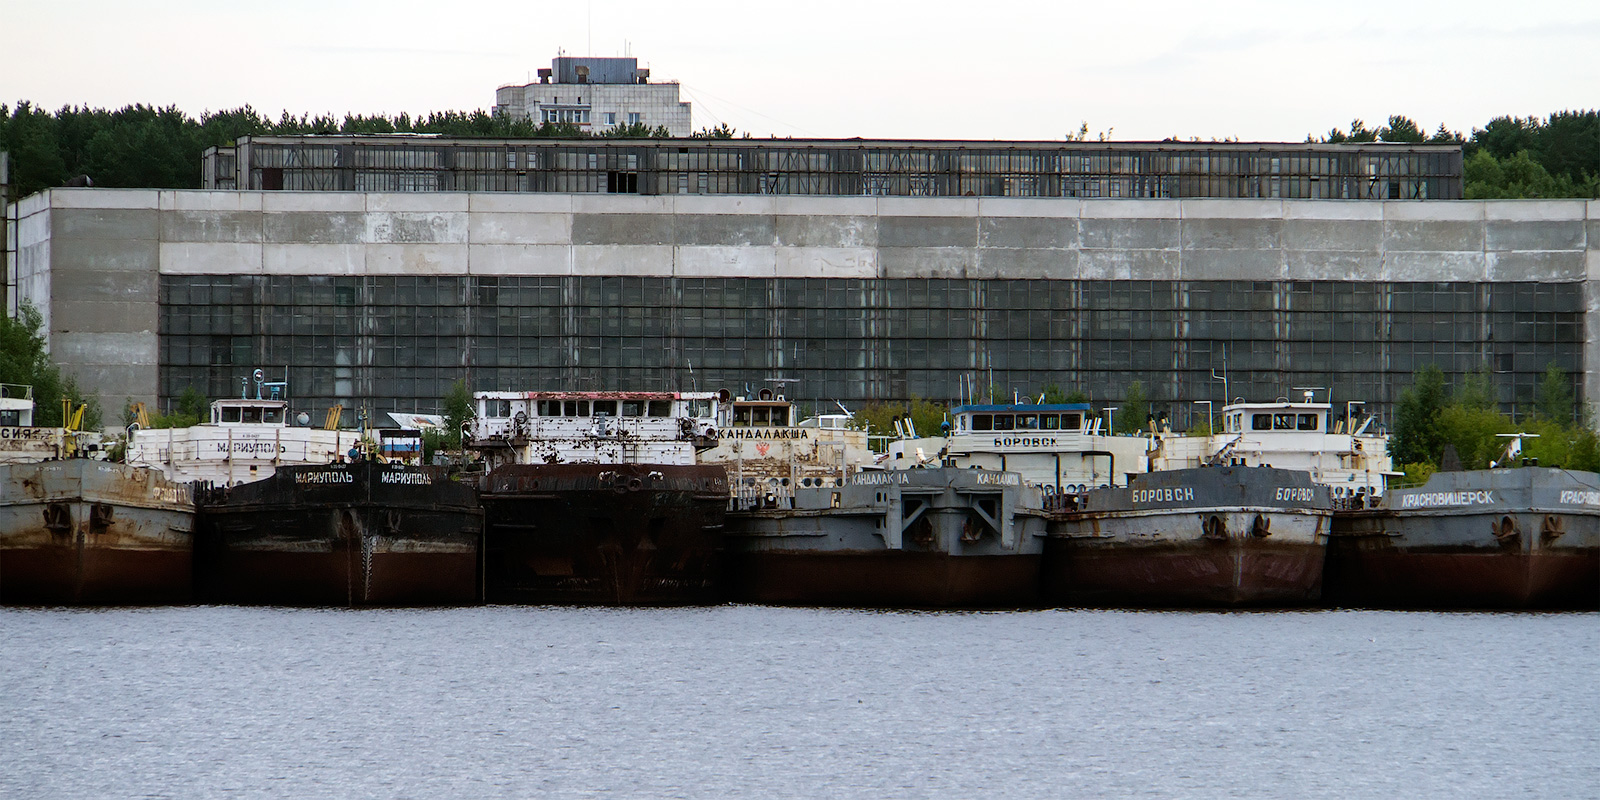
[1046,466,1332,608]
[1327,468,1600,609]
[1,459,194,605]
[724,467,1050,608]
[480,463,729,604]
[194,461,481,606]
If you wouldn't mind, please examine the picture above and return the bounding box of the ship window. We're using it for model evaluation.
[593,400,618,417]
[752,407,771,426]
[622,400,645,417]
[687,399,713,417]
[490,399,511,417]
[734,407,752,426]
[992,414,1015,431]
[648,400,672,417]
[1040,414,1059,430]
[222,407,242,423]
[563,400,589,416]
[1274,414,1295,430]
[1063,413,1082,430]
[1298,414,1319,431]
[537,400,559,417]
[242,407,262,424]
[771,408,789,426]
[1016,414,1039,430]
[263,407,283,424]
[1252,414,1272,431]
[972,414,993,431]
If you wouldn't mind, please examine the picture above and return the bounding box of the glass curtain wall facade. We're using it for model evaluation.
[213,138,1464,200]
[159,276,1581,426]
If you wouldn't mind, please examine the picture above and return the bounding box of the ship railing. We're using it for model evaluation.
[730,484,795,511]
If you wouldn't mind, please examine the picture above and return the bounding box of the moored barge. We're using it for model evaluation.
[469,390,729,605]
[194,460,481,606]
[1046,466,1332,607]
[725,467,1050,608]
[1327,467,1600,609]
[1,459,195,605]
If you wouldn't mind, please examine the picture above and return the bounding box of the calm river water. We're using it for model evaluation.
[2,607,1595,799]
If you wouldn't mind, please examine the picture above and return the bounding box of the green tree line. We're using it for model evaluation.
[0,102,737,199]
[1390,363,1597,483]
[1310,112,1600,199]
[4,103,1594,200]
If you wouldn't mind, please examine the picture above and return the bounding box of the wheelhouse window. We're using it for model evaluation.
[622,400,646,417]
[263,407,284,424]
[222,407,242,423]
[1274,413,1295,430]
[1297,413,1319,431]
[1041,414,1060,430]
[992,414,1015,431]
[1063,413,1082,430]
[648,400,672,417]
[592,400,618,417]
[687,399,713,417]
[563,400,590,416]
[1252,414,1272,431]
[1016,414,1039,430]
[972,414,993,431]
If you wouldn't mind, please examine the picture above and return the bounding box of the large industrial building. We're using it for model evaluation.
[5,136,1597,430]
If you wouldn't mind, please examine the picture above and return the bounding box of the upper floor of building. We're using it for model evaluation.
[202,136,1464,200]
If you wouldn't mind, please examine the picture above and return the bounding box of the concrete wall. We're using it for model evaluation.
[20,188,1600,418]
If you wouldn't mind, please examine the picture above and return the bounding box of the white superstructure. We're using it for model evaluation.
[886,403,1151,492]
[0,384,73,464]
[1151,398,1395,500]
[126,398,365,485]
[700,393,875,505]
[467,390,721,467]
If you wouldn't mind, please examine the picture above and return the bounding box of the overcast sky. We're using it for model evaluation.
[5,0,1597,142]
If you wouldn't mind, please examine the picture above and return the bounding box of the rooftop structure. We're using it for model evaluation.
[493,55,692,136]
[202,136,1464,200]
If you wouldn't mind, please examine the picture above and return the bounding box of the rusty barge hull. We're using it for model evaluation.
[481,463,729,605]
[725,468,1049,608]
[1,460,194,605]
[1044,534,1326,607]
[1045,467,1332,608]
[1326,468,1600,610]
[726,550,1041,608]
[195,462,481,607]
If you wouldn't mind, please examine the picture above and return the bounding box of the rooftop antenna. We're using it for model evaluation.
[1292,386,1327,404]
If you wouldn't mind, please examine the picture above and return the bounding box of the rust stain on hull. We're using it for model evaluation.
[1044,538,1326,608]
[724,551,1040,608]
[2,461,194,605]
[195,462,481,607]
[482,463,728,605]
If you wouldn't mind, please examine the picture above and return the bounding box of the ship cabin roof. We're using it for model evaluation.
[473,390,718,420]
[1220,401,1331,435]
[951,403,1094,434]
[209,398,289,427]
[0,383,35,427]
[729,399,793,427]
[798,414,854,430]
